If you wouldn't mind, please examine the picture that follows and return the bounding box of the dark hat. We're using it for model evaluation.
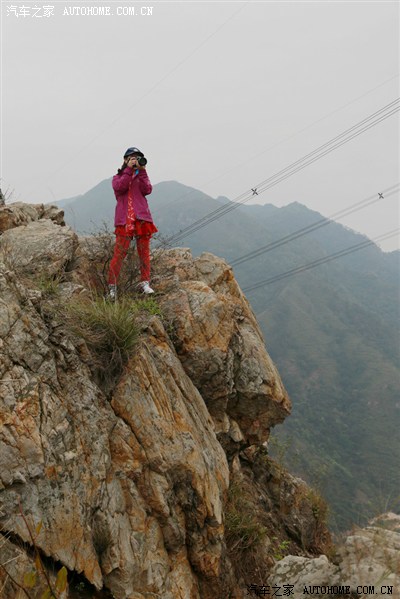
[124,147,144,158]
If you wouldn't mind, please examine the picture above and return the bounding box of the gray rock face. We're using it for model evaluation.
[0,201,65,232]
[268,513,400,598]
[336,514,400,593]
[0,219,77,277]
[269,554,339,593]
[154,249,291,445]
[0,259,114,589]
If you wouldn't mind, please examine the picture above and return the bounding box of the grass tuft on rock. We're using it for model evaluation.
[64,295,157,388]
[225,478,270,584]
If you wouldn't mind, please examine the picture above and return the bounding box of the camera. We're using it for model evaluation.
[137,156,147,167]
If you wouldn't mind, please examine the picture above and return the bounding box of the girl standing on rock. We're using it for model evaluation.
[107,147,158,299]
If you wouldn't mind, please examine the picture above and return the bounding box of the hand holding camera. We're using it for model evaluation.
[127,156,148,170]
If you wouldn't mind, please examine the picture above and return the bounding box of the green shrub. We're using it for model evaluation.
[134,296,163,317]
[271,537,290,561]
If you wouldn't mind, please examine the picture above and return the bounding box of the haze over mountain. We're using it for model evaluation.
[58,179,400,530]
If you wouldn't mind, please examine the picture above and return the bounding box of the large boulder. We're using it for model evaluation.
[268,513,400,598]
[268,554,339,595]
[0,201,65,233]
[0,218,77,277]
[153,248,291,444]
[336,514,400,593]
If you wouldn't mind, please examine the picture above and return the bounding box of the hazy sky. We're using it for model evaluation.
[1,1,399,250]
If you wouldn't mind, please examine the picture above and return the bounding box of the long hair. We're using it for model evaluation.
[117,161,127,174]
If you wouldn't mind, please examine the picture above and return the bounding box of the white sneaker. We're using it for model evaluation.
[139,281,154,294]
[107,284,117,301]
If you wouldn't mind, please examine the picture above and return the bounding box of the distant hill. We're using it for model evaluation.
[57,179,400,530]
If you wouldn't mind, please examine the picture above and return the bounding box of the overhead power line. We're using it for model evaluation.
[155,74,400,213]
[166,99,399,244]
[242,229,400,294]
[230,183,400,267]
[168,101,399,242]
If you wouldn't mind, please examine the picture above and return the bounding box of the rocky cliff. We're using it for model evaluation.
[0,203,333,598]
[269,513,400,598]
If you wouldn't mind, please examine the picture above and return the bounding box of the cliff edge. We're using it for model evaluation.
[0,203,331,599]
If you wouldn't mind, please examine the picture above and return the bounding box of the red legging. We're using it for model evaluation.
[108,233,151,285]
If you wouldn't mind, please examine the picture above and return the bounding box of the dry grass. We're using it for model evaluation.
[224,478,271,585]
[63,294,157,390]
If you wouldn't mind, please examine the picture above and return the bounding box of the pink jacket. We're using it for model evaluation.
[112,166,153,225]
